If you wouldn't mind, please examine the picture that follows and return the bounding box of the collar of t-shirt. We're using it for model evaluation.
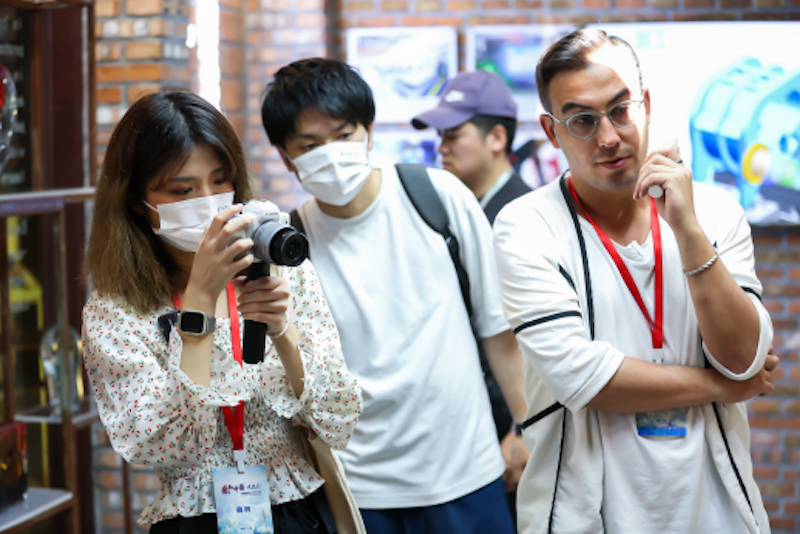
[479,168,514,209]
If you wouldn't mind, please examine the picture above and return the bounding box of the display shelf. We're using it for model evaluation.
[0,488,73,533]
[14,398,98,428]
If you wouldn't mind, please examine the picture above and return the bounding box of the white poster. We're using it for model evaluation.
[347,27,458,124]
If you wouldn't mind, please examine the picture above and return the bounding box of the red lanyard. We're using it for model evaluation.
[173,284,245,456]
[568,177,663,351]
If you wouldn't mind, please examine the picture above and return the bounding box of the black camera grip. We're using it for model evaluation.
[242,261,270,364]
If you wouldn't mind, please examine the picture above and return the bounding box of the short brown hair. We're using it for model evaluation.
[84,91,254,313]
[536,28,642,113]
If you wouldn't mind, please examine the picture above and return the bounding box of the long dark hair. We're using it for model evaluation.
[84,91,254,313]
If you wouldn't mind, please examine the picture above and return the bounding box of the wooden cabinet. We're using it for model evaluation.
[0,1,96,533]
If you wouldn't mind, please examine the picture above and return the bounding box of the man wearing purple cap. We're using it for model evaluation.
[414,70,531,524]
[413,70,531,225]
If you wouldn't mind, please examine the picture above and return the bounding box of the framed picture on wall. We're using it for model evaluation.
[589,21,800,225]
[346,27,458,124]
[465,24,575,122]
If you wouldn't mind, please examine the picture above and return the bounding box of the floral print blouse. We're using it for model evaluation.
[82,262,361,526]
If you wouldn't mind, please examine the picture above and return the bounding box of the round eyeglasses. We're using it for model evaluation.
[546,99,645,140]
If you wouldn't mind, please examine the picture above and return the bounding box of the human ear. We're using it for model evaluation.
[644,88,651,126]
[487,124,508,155]
[540,114,561,149]
[366,123,375,152]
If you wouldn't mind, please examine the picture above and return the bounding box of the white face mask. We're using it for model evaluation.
[287,137,371,206]
[143,191,234,252]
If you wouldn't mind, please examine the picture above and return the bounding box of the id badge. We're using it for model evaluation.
[213,465,274,533]
[635,409,687,437]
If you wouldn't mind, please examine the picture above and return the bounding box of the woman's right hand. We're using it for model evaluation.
[183,204,255,312]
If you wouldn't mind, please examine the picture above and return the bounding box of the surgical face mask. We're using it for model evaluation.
[287,137,371,206]
[143,191,234,252]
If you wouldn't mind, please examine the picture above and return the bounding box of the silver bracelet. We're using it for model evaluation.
[269,315,291,340]
[685,248,719,277]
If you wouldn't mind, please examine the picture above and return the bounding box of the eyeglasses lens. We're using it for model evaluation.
[565,101,641,139]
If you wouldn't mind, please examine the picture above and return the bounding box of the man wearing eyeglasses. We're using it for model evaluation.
[493,28,777,534]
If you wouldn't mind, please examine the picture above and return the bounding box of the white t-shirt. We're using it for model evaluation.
[296,164,509,509]
[494,177,772,533]
[585,219,749,534]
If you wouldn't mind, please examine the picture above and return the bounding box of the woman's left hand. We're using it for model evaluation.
[233,274,290,336]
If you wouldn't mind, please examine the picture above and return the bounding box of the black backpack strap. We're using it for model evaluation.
[396,163,473,319]
[290,208,305,236]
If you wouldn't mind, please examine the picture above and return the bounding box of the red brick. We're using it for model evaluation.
[788,234,800,246]
[344,0,375,9]
[684,0,713,7]
[584,0,610,7]
[382,0,408,8]
[754,234,782,247]
[96,42,122,62]
[296,13,326,27]
[127,0,163,15]
[134,473,161,492]
[97,64,167,83]
[126,41,163,60]
[127,84,161,104]
[743,11,790,18]
[786,435,800,448]
[468,14,529,23]
[786,501,800,514]
[447,0,474,8]
[754,467,780,479]
[97,86,122,104]
[751,431,781,446]
[220,11,245,42]
[769,517,795,530]
[763,499,780,512]
[220,45,245,77]
[96,0,121,17]
[672,12,738,21]
[720,0,749,6]
[221,80,244,112]
[96,128,114,146]
[764,284,800,296]
[341,15,397,27]
[483,0,509,6]
[516,0,543,6]
[220,0,244,6]
[773,318,799,330]
[750,400,783,414]
[416,0,442,9]
[790,268,800,279]
[649,0,677,6]
[536,14,597,24]
[787,402,800,414]
[757,268,784,279]
[98,470,120,488]
[551,0,576,7]
[402,15,463,25]
[101,512,125,529]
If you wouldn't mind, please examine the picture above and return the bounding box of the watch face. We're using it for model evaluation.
[179,311,205,333]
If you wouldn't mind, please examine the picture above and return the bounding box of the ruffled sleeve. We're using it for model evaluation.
[257,260,362,450]
[82,293,252,467]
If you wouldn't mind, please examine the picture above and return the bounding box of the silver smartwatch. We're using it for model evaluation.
[177,309,216,336]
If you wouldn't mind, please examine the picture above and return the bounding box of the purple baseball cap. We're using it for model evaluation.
[412,70,517,130]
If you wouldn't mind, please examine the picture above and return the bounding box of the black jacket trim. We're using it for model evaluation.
[741,286,763,302]
[559,264,576,291]
[712,402,754,514]
[514,311,582,335]
[520,401,565,431]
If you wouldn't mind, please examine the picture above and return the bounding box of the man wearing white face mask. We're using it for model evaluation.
[261,58,526,534]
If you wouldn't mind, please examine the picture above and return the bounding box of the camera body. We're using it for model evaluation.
[230,200,309,364]
[231,200,308,267]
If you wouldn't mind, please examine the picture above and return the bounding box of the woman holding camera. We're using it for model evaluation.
[83,91,362,533]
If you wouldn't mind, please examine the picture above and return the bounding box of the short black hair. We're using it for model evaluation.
[470,115,517,155]
[261,58,376,148]
[536,28,642,113]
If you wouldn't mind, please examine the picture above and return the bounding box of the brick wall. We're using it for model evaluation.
[93,1,192,532]
[750,229,800,533]
[88,0,800,531]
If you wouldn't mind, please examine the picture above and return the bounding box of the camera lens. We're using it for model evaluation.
[270,228,309,266]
